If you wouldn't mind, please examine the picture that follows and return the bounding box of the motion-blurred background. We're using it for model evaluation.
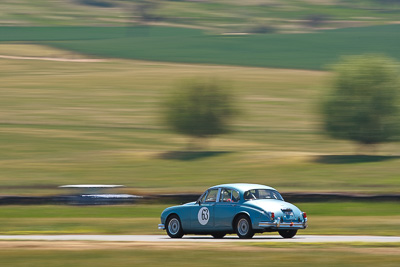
[0,1,400,266]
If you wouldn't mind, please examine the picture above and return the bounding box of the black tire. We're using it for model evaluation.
[278,229,297,238]
[235,215,254,239]
[211,233,226,239]
[166,214,184,238]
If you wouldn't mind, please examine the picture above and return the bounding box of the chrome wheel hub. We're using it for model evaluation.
[168,218,180,235]
[238,218,249,236]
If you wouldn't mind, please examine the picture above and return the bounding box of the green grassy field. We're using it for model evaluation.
[1,244,400,267]
[0,202,399,236]
[1,2,399,266]
[0,48,399,195]
[1,24,400,69]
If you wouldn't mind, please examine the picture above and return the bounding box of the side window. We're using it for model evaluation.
[232,190,240,202]
[199,192,207,203]
[220,189,232,202]
[205,189,219,202]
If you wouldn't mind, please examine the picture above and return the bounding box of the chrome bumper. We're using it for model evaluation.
[259,219,307,229]
[158,224,165,230]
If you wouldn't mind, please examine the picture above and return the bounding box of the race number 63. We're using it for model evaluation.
[197,207,209,225]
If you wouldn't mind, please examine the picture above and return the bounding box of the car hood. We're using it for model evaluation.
[243,199,302,216]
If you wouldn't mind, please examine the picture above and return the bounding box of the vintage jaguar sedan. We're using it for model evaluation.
[158,183,307,239]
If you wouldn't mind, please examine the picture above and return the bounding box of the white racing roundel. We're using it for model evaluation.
[197,207,210,225]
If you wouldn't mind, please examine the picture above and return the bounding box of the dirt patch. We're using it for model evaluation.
[0,55,107,62]
[0,241,264,251]
[0,241,399,255]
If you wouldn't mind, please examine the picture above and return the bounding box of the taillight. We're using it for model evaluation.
[303,212,307,219]
[271,212,275,220]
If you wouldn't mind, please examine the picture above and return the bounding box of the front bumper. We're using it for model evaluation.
[259,218,307,229]
[158,224,165,230]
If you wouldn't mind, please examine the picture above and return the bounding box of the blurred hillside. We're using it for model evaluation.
[2,1,400,70]
[0,1,400,195]
[1,0,400,32]
[0,51,399,195]
[1,24,400,70]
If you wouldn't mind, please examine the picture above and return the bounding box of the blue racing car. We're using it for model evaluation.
[158,183,307,239]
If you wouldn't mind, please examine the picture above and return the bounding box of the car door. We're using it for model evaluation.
[190,188,218,231]
[214,188,239,230]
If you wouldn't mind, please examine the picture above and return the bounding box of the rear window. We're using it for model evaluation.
[243,189,283,201]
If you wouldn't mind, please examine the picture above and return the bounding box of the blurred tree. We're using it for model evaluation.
[77,0,116,8]
[123,0,161,32]
[164,79,237,149]
[303,14,329,28]
[134,0,160,24]
[322,54,400,150]
[246,23,276,34]
[374,0,400,5]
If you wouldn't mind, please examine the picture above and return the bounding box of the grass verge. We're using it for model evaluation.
[0,242,399,267]
[0,203,398,236]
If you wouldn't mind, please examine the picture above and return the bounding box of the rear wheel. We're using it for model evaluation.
[166,215,184,238]
[278,229,297,238]
[235,215,254,239]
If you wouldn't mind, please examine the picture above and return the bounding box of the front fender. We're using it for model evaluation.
[160,205,192,231]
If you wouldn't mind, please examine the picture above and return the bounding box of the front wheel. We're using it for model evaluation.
[235,215,254,239]
[166,215,184,238]
[278,229,297,238]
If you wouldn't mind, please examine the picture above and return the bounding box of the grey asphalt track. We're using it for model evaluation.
[0,235,399,242]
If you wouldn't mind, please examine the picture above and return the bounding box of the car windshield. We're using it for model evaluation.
[243,189,283,201]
